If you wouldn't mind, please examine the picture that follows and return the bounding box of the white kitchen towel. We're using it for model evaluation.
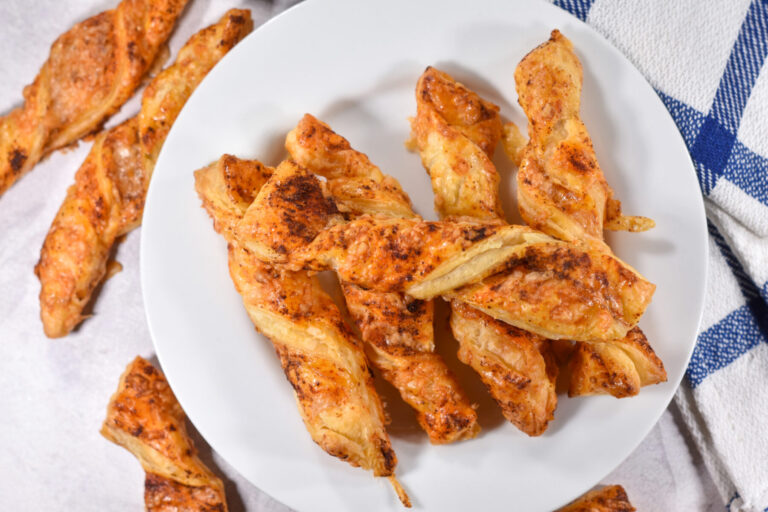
[554,1,768,510]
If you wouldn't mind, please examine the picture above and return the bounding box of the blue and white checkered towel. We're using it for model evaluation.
[553,1,768,510]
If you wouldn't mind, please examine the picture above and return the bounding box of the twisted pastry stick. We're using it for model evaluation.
[443,242,654,341]
[238,175,546,292]
[516,30,654,245]
[287,114,479,444]
[195,156,409,506]
[0,0,189,196]
[101,356,228,511]
[555,485,635,512]
[35,9,253,338]
[513,30,665,397]
[408,66,557,435]
[286,115,413,218]
[407,69,503,221]
[238,161,654,343]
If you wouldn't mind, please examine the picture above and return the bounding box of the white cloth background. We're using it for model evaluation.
[0,0,725,510]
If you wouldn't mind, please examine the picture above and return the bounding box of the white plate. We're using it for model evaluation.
[140,0,707,510]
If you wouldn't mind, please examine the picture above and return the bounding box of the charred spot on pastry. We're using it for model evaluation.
[326,139,348,152]
[9,149,26,173]
[131,425,144,437]
[301,123,316,140]
[506,247,546,273]
[278,171,320,204]
[475,99,497,122]
[93,196,106,220]
[588,350,605,365]
[385,236,413,261]
[378,438,396,473]
[280,211,314,242]
[443,411,472,431]
[141,126,156,147]
[560,249,591,272]
[614,487,630,502]
[284,370,307,400]
[144,473,165,491]
[405,299,425,314]
[421,71,434,91]
[126,41,139,61]
[502,372,531,390]
[229,14,245,25]
[616,262,639,285]
[563,145,595,173]
[465,225,490,242]
[309,120,349,151]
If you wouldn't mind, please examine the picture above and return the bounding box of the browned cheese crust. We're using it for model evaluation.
[515,29,654,244]
[409,67,557,436]
[286,114,414,218]
[194,154,273,240]
[144,473,227,512]
[290,215,511,293]
[195,156,400,481]
[446,242,656,342]
[343,285,480,443]
[101,357,228,511]
[569,327,667,398]
[514,30,665,396]
[0,0,189,196]
[237,161,529,295]
[36,119,140,337]
[408,67,503,219]
[555,485,636,512]
[35,9,254,338]
[236,160,344,263]
[288,114,479,444]
[451,303,557,435]
[240,162,654,341]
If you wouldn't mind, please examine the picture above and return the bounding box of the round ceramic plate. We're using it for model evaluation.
[141,0,707,510]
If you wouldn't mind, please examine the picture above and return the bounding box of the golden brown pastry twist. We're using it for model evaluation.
[237,162,655,343]
[513,30,666,397]
[286,114,480,444]
[555,485,635,512]
[35,9,253,338]
[408,66,503,220]
[408,66,557,435]
[194,156,409,506]
[101,356,229,512]
[0,0,189,196]
[515,30,654,244]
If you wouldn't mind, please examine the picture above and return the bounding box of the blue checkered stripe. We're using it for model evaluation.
[553,0,768,389]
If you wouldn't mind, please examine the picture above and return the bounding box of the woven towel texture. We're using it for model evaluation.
[555,1,768,510]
